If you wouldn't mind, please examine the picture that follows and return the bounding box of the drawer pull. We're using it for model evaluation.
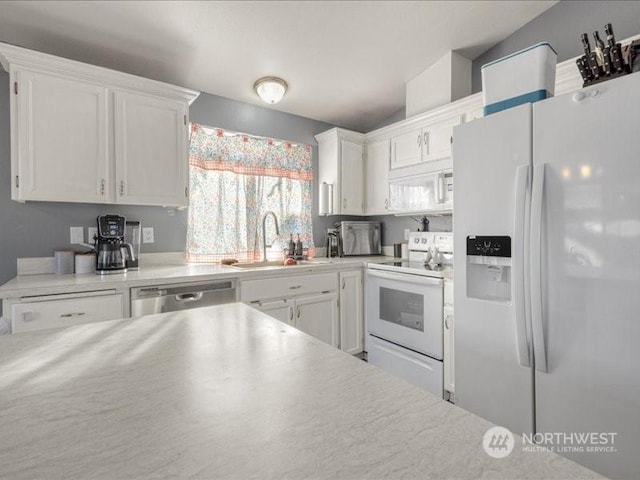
[289,285,302,290]
[21,312,33,322]
[296,306,301,319]
[60,312,87,318]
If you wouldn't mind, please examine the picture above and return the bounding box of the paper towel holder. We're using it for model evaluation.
[319,182,334,215]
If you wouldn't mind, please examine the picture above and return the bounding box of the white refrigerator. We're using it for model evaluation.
[453,72,640,479]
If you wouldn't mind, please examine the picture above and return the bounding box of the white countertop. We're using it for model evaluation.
[0,256,391,299]
[0,303,599,480]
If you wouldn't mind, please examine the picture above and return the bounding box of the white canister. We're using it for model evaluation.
[54,250,75,275]
[75,253,96,274]
[401,243,409,260]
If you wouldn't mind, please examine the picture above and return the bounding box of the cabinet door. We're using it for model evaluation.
[339,270,363,355]
[11,293,124,333]
[391,128,422,169]
[15,69,109,203]
[365,139,390,215]
[295,293,338,347]
[114,91,188,207]
[254,300,294,326]
[423,115,460,163]
[339,139,364,214]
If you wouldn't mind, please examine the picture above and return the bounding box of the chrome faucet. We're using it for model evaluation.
[261,211,280,261]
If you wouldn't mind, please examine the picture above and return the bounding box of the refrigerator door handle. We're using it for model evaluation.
[514,164,531,367]
[530,163,548,373]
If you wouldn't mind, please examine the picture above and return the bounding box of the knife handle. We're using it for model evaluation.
[605,23,616,48]
[581,33,592,55]
[576,57,593,83]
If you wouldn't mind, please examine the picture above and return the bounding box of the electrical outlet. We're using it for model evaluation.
[70,226,84,244]
[404,229,410,241]
[87,227,98,244]
[142,227,154,244]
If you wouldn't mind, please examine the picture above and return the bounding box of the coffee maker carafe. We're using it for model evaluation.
[95,215,135,274]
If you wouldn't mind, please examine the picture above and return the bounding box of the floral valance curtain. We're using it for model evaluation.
[186,124,315,263]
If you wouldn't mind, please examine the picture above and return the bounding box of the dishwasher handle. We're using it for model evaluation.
[175,292,204,303]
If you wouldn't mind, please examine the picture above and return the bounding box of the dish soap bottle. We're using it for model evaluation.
[295,234,303,258]
[288,234,295,258]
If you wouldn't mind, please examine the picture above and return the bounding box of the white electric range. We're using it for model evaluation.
[365,231,453,398]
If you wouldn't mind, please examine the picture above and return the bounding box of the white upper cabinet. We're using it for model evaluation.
[390,114,461,171]
[15,69,110,203]
[391,128,422,169]
[114,91,188,206]
[316,128,365,216]
[365,138,390,215]
[0,43,199,207]
[339,139,364,215]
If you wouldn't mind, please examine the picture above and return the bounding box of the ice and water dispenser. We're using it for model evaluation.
[466,236,512,301]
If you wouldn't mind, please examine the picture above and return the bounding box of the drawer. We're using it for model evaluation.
[11,293,124,333]
[240,272,338,302]
[444,279,454,306]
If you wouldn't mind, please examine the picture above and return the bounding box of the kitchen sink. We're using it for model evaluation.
[228,259,333,269]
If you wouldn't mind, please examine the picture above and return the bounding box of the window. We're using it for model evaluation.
[186,124,315,262]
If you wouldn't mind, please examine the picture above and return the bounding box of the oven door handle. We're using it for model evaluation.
[367,268,443,287]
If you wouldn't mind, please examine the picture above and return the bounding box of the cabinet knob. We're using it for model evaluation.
[120,180,125,196]
[342,278,346,289]
[343,198,347,210]
[417,134,421,146]
[290,308,294,321]
[423,132,428,145]
[100,179,105,195]
[21,312,33,322]
[296,306,301,319]
[384,198,388,209]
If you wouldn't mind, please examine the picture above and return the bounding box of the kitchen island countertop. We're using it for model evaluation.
[0,303,600,479]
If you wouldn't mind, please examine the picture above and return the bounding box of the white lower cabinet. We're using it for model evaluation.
[241,271,358,351]
[295,293,339,347]
[339,270,364,355]
[253,299,294,326]
[10,291,125,333]
[249,293,338,348]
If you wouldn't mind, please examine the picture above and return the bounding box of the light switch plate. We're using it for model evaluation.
[404,229,410,241]
[70,226,84,244]
[87,227,98,244]
[142,227,154,244]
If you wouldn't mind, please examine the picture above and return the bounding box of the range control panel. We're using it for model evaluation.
[466,236,511,258]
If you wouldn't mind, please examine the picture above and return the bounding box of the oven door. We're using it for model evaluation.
[366,268,443,359]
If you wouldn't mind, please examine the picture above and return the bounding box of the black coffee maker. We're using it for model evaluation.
[95,215,135,274]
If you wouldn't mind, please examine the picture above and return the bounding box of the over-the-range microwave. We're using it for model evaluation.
[388,169,453,214]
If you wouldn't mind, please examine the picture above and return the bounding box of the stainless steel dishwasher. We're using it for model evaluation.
[131,279,237,317]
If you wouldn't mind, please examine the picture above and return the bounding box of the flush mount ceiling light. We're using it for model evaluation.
[253,76,288,104]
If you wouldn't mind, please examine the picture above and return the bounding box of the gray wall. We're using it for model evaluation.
[471,1,640,92]
[0,70,339,286]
